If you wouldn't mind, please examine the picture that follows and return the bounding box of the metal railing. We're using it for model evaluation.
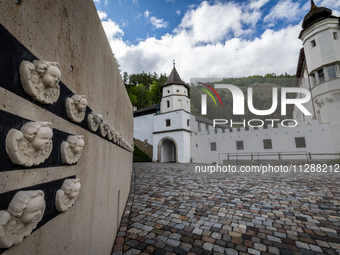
[218,151,338,165]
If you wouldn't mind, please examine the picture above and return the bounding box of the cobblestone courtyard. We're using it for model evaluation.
[112,163,340,255]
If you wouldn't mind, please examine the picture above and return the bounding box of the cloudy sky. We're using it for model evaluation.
[93,0,340,82]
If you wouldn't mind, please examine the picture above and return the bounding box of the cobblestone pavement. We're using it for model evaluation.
[112,163,340,255]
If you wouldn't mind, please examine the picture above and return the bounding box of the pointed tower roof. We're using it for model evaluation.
[161,66,186,87]
[301,0,332,30]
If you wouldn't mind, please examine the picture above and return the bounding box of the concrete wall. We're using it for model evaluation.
[0,1,133,254]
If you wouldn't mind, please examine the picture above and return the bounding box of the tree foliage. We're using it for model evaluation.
[124,71,168,109]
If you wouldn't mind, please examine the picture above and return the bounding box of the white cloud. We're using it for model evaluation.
[93,0,100,2]
[264,0,301,27]
[100,1,304,82]
[104,0,108,5]
[101,19,124,41]
[166,0,175,3]
[149,17,168,29]
[133,0,138,6]
[176,10,181,15]
[97,10,108,20]
[144,10,150,18]
[249,0,270,10]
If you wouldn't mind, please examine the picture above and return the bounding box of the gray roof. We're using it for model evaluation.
[161,67,188,88]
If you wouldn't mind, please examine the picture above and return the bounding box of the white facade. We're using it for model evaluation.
[190,118,335,164]
[300,19,340,73]
[133,67,191,163]
[160,84,190,114]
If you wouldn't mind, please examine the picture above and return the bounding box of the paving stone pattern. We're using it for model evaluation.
[112,163,340,255]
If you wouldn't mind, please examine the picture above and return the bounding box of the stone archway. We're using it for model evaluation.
[157,137,178,163]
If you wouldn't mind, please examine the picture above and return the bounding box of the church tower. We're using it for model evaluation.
[152,65,191,163]
[295,0,340,151]
[160,64,190,114]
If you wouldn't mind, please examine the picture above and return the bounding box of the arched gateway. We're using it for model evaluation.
[157,137,178,163]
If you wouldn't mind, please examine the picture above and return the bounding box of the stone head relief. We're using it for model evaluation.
[6,122,53,167]
[55,179,81,212]
[61,135,85,165]
[87,111,103,132]
[0,190,45,248]
[66,95,88,123]
[107,128,115,141]
[99,121,110,138]
[19,60,61,104]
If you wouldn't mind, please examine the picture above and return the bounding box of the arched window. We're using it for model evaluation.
[166,100,170,108]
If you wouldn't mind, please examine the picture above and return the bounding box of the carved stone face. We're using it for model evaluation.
[77,98,88,112]
[41,65,61,88]
[72,138,85,154]
[68,182,81,199]
[20,196,45,224]
[95,114,103,124]
[31,127,53,151]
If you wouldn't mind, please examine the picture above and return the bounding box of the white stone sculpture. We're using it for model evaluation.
[60,135,85,164]
[0,190,45,248]
[99,121,110,138]
[107,128,115,141]
[65,95,88,123]
[117,134,122,146]
[87,111,102,132]
[55,179,81,212]
[19,60,61,104]
[112,129,117,143]
[5,122,53,167]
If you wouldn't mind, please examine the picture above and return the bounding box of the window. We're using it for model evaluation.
[177,99,182,108]
[295,137,306,148]
[196,144,198,148]
[210,142,216,151]
[165,119,171,127]
[187,119,190,126]
[310,73,316,87]
[317,68,325,83]
[166,100,170,108]
[334,32,338,40]
[176,89,180,92]
[311,39,316,47]
[198,123,201,132]
[326,65,337,79]
[206,124,209,131]
[222,129,225,133]
[167,90,170,93]
[236,141,244,150]
[263,139,272,149]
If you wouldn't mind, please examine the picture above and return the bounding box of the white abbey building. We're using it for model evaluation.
[134,1,340,163]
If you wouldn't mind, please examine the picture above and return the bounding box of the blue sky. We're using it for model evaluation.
[93,0,340,82]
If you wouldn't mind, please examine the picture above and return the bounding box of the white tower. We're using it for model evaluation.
[295,0,340,152]
[153,65,191,163]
